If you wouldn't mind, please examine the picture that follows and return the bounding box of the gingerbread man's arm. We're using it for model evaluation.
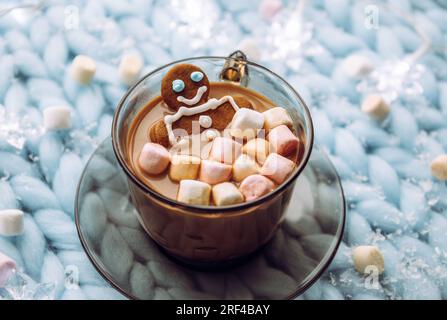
[149,119,170,147]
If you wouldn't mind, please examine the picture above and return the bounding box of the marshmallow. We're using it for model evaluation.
[70,55,96,84]
[169,155,201,182]
[239,174,275,201]
[259,0,282,20]
[176,137,191,149]
[352,246,385,275]
[361,95,390,120]
[138,142,171,175]
[198,140,214,160]
[209,137,242,165]
[430,154,447,181]
[43,106,72,130]
[202,129,219,142]
[230,108,265,140]
[212,182,244,206]
[232,154,259,182]
[199,160,232,185]
[242,138,271,164]
[268,125,300,157]
[177,180,211,205]
[263,107,293,130]
[0,209,24,236]
[260,153,295,184]
[119,53,143,86]
[342,54,374,78]
[170,137,195,157]
[0,251,16,287]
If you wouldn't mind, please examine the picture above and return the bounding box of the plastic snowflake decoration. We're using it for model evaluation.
[0,270,55,300]
[357,3,431,103]
[261,0,317,71]
[357,59,425,102]
[167,0,237,54]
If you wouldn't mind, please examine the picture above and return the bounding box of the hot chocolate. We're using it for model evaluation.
[126,64,304,206]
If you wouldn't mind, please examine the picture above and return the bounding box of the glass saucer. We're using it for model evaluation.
[75,138,345,300]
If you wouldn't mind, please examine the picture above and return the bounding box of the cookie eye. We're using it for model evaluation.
[172,79,185,93]
[190,71,204,83]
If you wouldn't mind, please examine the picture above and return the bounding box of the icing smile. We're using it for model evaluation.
[176,86,208,105]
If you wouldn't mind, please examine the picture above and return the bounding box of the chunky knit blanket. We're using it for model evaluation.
[0,0,446,300]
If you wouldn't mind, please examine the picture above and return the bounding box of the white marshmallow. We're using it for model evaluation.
[0,209,24,236]
[430,154,447,181]
[259,0,282,20]
[342,54,374,78]
[361,95,390,120]
[197,140,214,160]
[239,174,275,201]
[43,106,72,130]
[171,137,191,155]
[263,107,293,130]
[268,124,299,157]
[352,245,385,275]
[230,108,265,140]
[209,137,242,165]
[203,129,219,142]
[199,160,232,185]
[138,142,171,175]
[169,155,201,182]
[242,138,271,164]
[212,182,244,206]
[0,251,16,287]
[260,153,295,184]
[70,55,96,84]
[177,180,211,205]
[119,53,143,86]
[232,154,259,182]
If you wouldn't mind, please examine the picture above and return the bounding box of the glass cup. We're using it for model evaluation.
[112,54,314,266]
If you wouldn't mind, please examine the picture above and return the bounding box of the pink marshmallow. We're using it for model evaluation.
[0,251,16,287]
[138,142,171,175]
[199,160,232,185]
[209,137,242,165]
[259,0,282,20]
[268,125,300,157]
[260,153,295,184]
[239,174,276,201]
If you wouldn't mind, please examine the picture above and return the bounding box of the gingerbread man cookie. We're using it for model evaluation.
[149,64,253,147]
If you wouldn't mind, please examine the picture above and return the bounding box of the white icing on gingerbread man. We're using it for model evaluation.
[164,96,240,145]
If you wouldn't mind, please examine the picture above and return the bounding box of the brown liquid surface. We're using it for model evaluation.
[127,82,303,202]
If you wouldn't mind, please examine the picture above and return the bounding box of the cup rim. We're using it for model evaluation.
[111,56,314,215]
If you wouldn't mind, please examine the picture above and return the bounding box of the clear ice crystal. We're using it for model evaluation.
[0,270,55,300]
[0,106,44,150]
[261,4,316,71]
[357,60,425,103]
[31,282,56,300]
[170,0,219,49]
[328,272,337,286]
[371,230,386,244]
